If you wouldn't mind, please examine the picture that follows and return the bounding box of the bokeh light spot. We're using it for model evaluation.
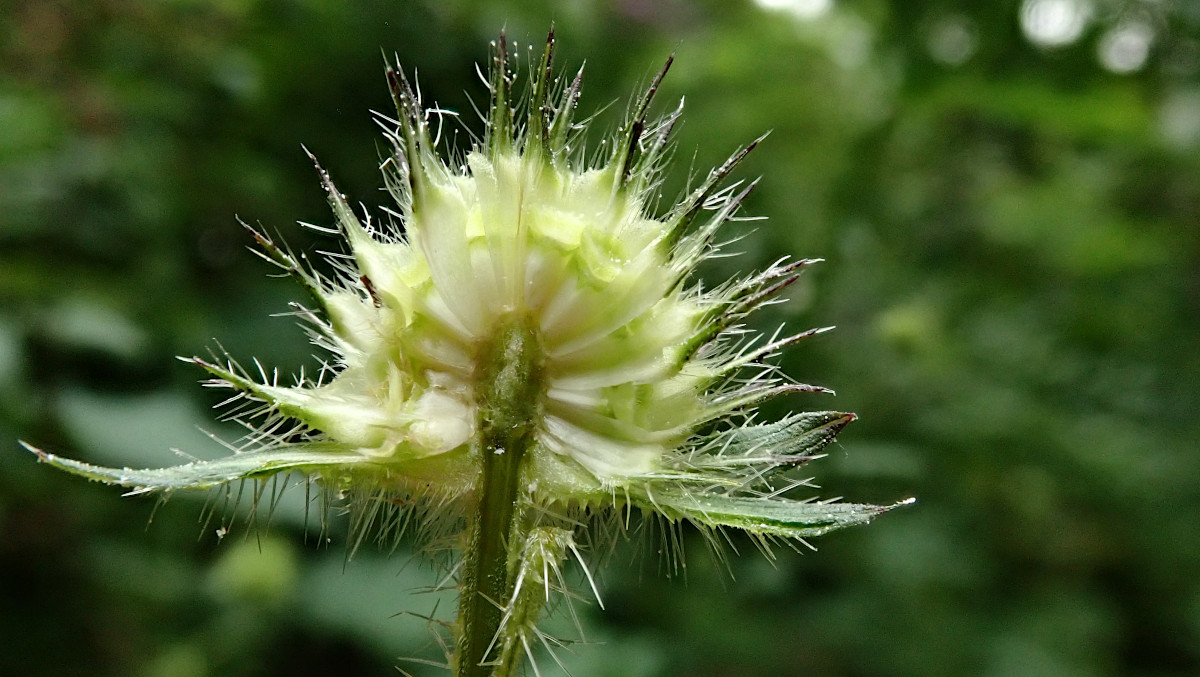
[928,15,979,66]
[753,0,832,21]
[1098,22,1154,74]
[1020,0,1092,48]
[1160,89,1200,149]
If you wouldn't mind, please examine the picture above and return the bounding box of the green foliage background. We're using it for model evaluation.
[3,1,1198,675]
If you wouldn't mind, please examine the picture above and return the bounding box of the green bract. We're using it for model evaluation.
[26,30,906,675]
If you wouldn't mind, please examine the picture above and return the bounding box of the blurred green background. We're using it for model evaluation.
[3,0,1198,675]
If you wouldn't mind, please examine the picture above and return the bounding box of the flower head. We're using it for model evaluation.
[27,32,904,555]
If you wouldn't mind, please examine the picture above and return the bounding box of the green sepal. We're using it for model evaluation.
[486,32,514,158]
[651,489,912,539]
[605,53,674,192]
[713,411,856,466]
[524,28,556,160]
[21,441,370,494]
[547,65,583,169]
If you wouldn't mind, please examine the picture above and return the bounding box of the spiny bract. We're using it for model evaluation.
[26,32,903,555]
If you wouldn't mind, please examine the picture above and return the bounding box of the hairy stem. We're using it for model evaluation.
[456,318,544,677]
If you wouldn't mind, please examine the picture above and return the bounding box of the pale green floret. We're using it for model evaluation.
[236,125,709,494]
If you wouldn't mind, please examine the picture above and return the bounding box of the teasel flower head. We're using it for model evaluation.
[26,31,906,566]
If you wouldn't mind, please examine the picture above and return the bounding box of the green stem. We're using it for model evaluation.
[456,319,544,677]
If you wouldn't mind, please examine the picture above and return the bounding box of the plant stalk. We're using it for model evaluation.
[456,319,544,677]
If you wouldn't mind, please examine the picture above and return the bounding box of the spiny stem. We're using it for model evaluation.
[457,318,545,677]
